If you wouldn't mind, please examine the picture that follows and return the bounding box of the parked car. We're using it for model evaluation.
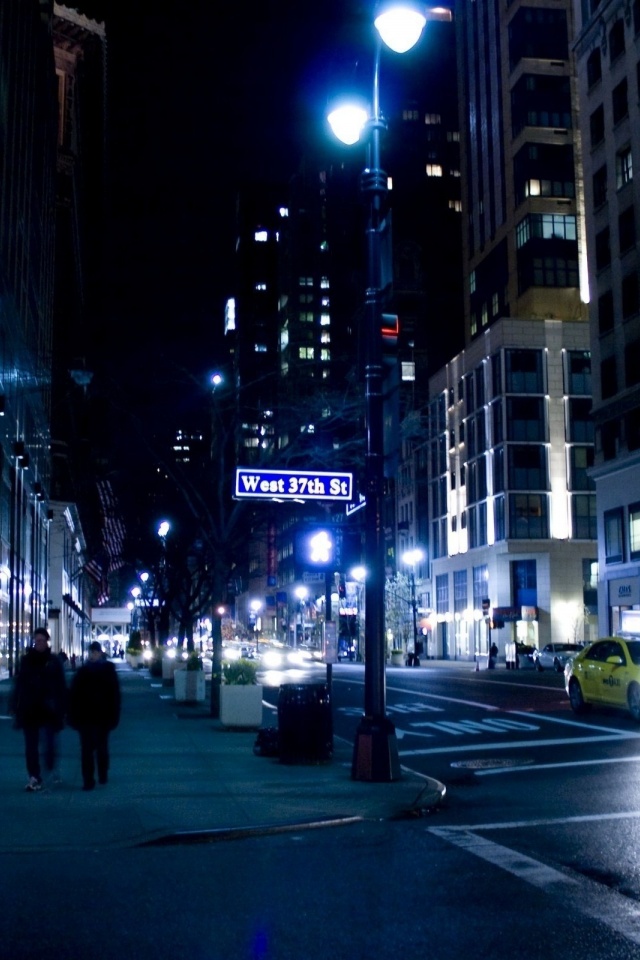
[565,636,640,720]
[534,642,585,673]
[505,641,538,668]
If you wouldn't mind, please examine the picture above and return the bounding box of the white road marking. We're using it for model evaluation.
[475,754,640,776]
[430,823,640,945]
[399,733,634,757]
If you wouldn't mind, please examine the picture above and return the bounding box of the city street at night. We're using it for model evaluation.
[2,660,640,959]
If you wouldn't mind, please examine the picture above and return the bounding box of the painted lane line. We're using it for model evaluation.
[475,754,640,776]
[506,709,639,736]
[429,826,640,945]
[432,809,640,833]
[399,732,633,757]
[334,676,502,711]
[430,827,577,887]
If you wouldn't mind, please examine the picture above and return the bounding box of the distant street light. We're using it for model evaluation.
[249,598,262,656]
[328,2,428,782]
[402,547,425,666]
[157,520,170,540]
[294,586,309,648]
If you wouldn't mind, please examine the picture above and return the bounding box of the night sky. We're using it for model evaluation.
[98,1,372,384]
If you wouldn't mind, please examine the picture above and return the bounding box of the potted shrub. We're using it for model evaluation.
[126,630,143,669]
[390,648,405,667]
[220,657,263,728]
[174,652,206,702]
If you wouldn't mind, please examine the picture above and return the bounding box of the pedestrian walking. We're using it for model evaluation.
[10,627,67,792]
[68,641,121,791]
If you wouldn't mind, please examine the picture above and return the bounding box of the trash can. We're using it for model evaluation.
[277,683,333,763]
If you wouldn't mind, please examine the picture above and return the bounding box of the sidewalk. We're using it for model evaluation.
[0,663,445,853]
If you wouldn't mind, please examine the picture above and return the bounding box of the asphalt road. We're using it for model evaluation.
[3,661,640,959]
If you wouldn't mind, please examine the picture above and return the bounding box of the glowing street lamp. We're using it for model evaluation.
[328,2,428,782]
[402,547,425,665]
[249,598,262,655]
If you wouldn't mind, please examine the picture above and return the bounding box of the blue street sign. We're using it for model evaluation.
[235,468,353,502]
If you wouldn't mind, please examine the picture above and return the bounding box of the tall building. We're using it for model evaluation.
[421,0,597,660]
[573,0,640,638]
[0,1,58,671]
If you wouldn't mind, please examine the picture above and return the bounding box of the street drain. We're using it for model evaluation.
[450,758,535,770]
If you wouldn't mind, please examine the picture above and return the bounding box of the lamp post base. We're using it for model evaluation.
[352,715,401,782]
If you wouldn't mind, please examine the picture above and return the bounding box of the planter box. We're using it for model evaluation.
[162,657,179,686]
[220,684,264,728]
[390,652,404,667]
[174,668,206,703]
[127,654,143,669]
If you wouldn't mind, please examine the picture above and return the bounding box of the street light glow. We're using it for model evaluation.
[374,4,427,53]
[402,547,425,567]
[157,520,170,539]
[328,104,368,145]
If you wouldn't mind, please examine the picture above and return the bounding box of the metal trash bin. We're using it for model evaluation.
[277,683,333,763]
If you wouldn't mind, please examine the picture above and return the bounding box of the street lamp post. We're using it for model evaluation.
[328,3,428,782]
[402,547,425,666]
[249,599,262,656]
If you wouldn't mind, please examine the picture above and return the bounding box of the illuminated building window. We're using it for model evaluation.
[401,362,415,381]
[255,283,267,291]
[320,276,330,289]
[299,277,313,287]
[321,349,331,361]
[299,347,315,360]
[403,109,419,120]
[255,344,267,352]
[449,169,461,177]
[320,314,330,326]
[321,332,330,343]
[321,297,330,307]
[426,164,443,177]
[425,113,441,124]
[300,311,314,323]
[449,199,462,212]
[447,131,460,142]
[279,206,289,217]
[254,230,268,242]
[616,146,633,189]
[322,369,330,379]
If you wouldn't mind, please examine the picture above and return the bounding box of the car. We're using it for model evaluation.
[565,636,640,721]
[505,641,538,668]
[534,642,585,673]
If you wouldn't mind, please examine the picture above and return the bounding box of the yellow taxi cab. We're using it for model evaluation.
[565,636,640,721]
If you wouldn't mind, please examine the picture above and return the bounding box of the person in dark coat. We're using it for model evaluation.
[68,641,121,791]
[10,627,67,791]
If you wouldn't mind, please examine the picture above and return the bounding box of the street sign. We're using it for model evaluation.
[235,468,353,502]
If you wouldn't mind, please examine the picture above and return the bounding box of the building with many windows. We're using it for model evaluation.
[573,0,640,637]
[417,0,598,661]
[426,320,597,660]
